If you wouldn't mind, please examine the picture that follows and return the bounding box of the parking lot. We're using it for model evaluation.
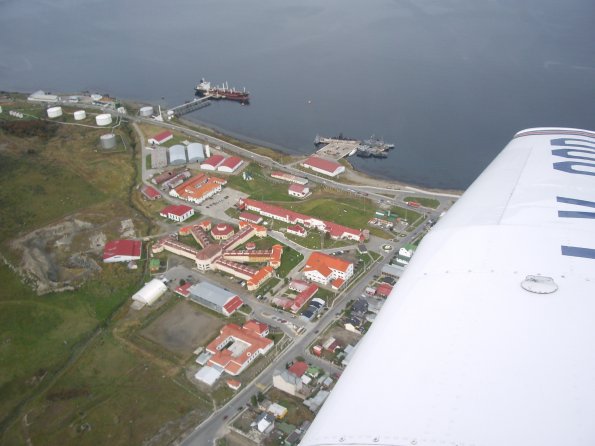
[199,188,247,221]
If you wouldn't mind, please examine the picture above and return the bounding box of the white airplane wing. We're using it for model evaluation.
[300,128,595,446]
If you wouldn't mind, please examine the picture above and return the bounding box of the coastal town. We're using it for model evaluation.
[0,91,457,446]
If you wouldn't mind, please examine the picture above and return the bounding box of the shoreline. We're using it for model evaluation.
[7,90,464,198]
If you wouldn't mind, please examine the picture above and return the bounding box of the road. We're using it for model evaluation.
[60,98,450,445]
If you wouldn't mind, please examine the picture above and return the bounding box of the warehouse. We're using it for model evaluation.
[217,156,243,173]
[188,282,244,316]
[201,154,225,170]
[187,143,205,163]
[132,279,167,306]
[169,145,187,165]
[103,239,142,263]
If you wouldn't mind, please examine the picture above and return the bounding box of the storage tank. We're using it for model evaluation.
[73,110,86,121]
[139,106,153,117]
[47,106,63,118]
[100,133,117,150]
[95,113,112,126]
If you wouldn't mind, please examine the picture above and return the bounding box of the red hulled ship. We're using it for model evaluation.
[195,79,250,103]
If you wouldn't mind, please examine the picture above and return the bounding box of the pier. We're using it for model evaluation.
[167,95,212,117]
[315,139,360,160]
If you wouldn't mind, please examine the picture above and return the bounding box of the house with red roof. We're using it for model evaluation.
[303,251,353,286]
[148,130,173,145]
[103,239,142,263]
[288,184,310,198]
[141,184,161,200]
[375,283,393,298]
[288,361,309,378]
[243,319,270,337]
[239,212,263,224]
[301,156,345,177]
[211,223,235,240]
[286,224,307,238]
[159,204,194,222]
[290,283,319,313]
[201,154,225,171]
[217,156,244,173]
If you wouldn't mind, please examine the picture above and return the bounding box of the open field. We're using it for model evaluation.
[3,332,211,446]
[403,196,440,209]
[226,164,300,202]
[141,300,225,360]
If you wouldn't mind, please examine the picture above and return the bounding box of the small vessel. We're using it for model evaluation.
[195,78,250,103]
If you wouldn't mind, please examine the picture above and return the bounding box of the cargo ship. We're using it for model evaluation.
[195,79,249,103]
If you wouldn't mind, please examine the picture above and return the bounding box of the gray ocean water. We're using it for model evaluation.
[1,0,594,189]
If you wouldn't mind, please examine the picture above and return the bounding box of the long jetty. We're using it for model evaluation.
[167,96,212,117]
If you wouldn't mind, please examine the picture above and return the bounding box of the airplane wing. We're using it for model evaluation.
[300,128,595,446]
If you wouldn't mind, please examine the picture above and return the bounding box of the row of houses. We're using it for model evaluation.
[238,198,364,242]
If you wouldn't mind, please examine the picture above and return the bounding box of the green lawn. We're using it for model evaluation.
[276,246,304,278]
[0,154,105,244]
[226,164,299,202]
[403,196,440,209]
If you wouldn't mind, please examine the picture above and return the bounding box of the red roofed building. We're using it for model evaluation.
[148,130,173,145]
[303,251,353,286]
[174,282,193,298]
[211,223,235,240]
[103,240,142,263]
[288,361,308,378]
[206,323,274,375]
[227,379,242,390]
[331,277,346,290]
[201,154,225,171]
[376,283,393,298]
[244,319,270,337]
[247,266,274,291]
[160,204,194,222]
[286,224,307,238]
[141,184,161,200]
[239,212,263,224]
[290,283,319,313]
[301,156,345,177]
[218,156,244,173]
[238,198,362,242]
[271,171,308,185]
[238,221,267,237]
[269,244,283,269]
[288,184,310,198]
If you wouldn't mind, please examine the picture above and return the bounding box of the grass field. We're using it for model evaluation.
[226,164,300,202]
[403,196,440,209]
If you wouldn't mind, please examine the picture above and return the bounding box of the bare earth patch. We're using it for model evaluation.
[140,300,225,360]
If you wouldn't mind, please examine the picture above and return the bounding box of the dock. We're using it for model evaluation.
[167,96,212,117]
[315,139,360,160]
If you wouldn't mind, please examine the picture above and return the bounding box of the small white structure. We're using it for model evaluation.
[169,145,187,165]
[139,106,154,117]
[28,90,59,103]
[95,113,113,126]
[47,106,63,118]
[194,365,223,386]
[132,279,167,306]
[205,144,211,158]
[73,110,86,121]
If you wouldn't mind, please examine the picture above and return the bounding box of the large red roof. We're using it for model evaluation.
[288,361,309,378]
[161,204,193,217]
[103,239,142,260]
[302,156,342,174]
[152,130,173,142]
[223,295,244,315]
[219,156,243,170]
[202,154,225,168]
